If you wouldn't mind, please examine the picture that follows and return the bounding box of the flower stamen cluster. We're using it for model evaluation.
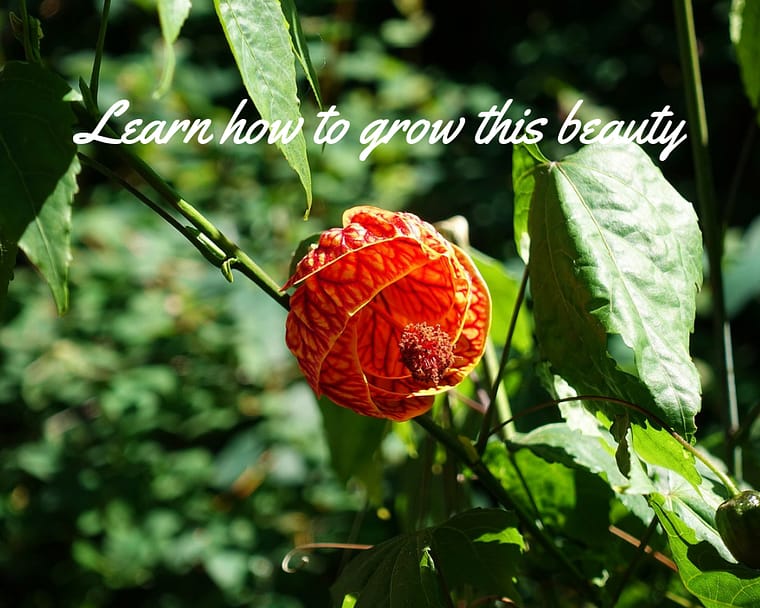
[399,322,454,385]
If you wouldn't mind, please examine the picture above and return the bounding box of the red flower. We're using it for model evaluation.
[283,206,491,421]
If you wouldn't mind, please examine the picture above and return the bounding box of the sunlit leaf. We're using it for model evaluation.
[0,61,79,314]
[650,493,760,607]
[155,0,192,97]
[524,142,703,436]
[651,462,734,562]
[630,422,701,489]
[281,0,323,108]
[512,421,654,522]
[214,0,312,215]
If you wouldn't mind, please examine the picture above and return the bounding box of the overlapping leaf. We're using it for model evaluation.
[651,493,760,607]
[731,0,760,115]
[317,395,387,503]
[281,0,323,108]
[331,508,523,607]
[214,0,312,214]
[513,142,703,436]
[0,61,79,314]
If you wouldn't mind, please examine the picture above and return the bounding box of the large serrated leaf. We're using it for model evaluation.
[0,61,79,314]
[331,508,523,607]
[650,492,760,607]
[731,0,760,114]
[214,0,312,215]
[524,142,703,436]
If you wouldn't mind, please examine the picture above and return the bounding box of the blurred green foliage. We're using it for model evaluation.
[2,0,760,606]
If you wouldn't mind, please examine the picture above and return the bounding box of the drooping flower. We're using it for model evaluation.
[282,206,491,421]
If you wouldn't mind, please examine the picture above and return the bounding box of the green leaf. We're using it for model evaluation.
[418,547,447,608]
[431,509,523,599]
[0,61,79,314]
[318,396,387,503]
[731,0,760,113]
[214,0,312,215]
[512,421,654,520]
[281,0,323,108]
[724,215,760,317]
[331,508,523,607]
[630,422,701,489]
[650,493,760,607]
[155,0,192,97]
[483,443,612,549]
[511,143,548,264]
[651,465,733,562]
[525,142,703,436]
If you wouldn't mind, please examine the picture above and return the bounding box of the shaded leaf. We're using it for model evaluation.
[214,0,312,215]
[724,215,760,317]
[317,396,387,503]
[470,249,532,354]
[331,508,523,607]
[483,443,612,550]
[418,547,447,608]
[731,0,760,113]
[0,61,79,314]
[650,493,760,607]
[0,239,17,310]
[432,509,523,599]
[525,142,703,436]
[512,421,654,522]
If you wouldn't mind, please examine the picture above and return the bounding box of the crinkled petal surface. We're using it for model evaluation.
[284,206,491,420]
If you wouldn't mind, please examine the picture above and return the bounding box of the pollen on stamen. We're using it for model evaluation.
[399,322,454,385]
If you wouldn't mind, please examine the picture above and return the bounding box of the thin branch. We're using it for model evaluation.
[476,264,529,454]
[90,0,112,105]
[606,517,661,607]
[673,0,740,478]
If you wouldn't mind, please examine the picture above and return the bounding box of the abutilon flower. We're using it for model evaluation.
[282,206,491,421]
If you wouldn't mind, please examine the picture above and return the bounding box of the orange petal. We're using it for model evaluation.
[284,206,491,421]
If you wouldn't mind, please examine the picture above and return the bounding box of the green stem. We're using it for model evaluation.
[673,0,740,478]
[90,0,112,106]
[413,415,592,592]
[19,0,32,61]
[78,153,227,269]
[475,264,529,454]
[75,101,290,310]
